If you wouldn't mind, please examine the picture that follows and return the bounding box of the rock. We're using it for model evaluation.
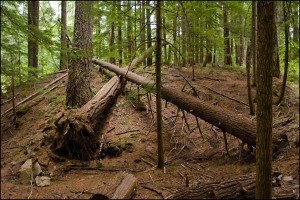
[283,175,293,182]
[19,159,33,184]
[32,162,42,176]
[35,176,51,187]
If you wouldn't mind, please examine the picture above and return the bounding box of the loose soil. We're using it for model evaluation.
[1,64,299,199]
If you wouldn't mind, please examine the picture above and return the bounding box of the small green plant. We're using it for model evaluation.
[96,161,103,168]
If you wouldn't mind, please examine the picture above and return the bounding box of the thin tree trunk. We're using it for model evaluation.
[251,1,257,86]
[173,13,178,66]
[256,2,275,199]
[140,0,146,65]
[127,1,133,62]
[156,0,164,169]
[109,1,116,64]
[146,0,152,66]
[223,3,232,66]
[246,45,255,115]
[276,1,290,105]
[60,0,68,69]
[117,1,122,66]
[28,0,39,78]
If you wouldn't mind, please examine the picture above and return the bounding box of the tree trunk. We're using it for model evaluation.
[117,1,122,66]
[173,13,178,66]
[28,0,39,78]
[156,0,164,169]
[246,45,255,115]
[173,173,256,199]
[109,1,116,64]
[52,76,121,160]
[256,2,275,199]
[140,0,146,65]
[251,0,257,86]
[172,172,296,199]
[272,2,281,78]
[66,1,93,108]
[146,0,152,66]
[60,0,68,70]
[92,58,287,153]
[51,46,158,160]
[276,1,290,105]
[126,1,133,62]
[223,3,232,66]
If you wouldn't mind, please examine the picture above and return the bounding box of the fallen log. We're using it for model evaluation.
[50,76,121,160]
[92,58,288,152]
[1,73,67,117]
[170,172,297,199]
[51,45,159,160]
[111,173,137,199]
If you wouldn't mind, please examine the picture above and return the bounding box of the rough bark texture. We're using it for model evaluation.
[60,0,68,70]
[117,1,122,66]
[109,1,116,64]
[66,1,93,108]
[276,1,290,105]
[92,59,287,153]
[256,2,275,199]
[156,0,164,169]
[246,45,255,115]
[51,46,158,160]
[223,3,232,66]
[28,0,39,77]
[126,1,133,61]
[173,173,256,199]
[251,0,257,86]
[172,172,297,199]
[52,76,121,160]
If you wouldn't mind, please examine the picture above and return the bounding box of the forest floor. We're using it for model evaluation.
[1,64,299,199]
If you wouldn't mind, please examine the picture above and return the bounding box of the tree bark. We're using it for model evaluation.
[251,1,257,86]
[126,1,133,62]
[173,173,256,199]
[223,3,232,66]
[109,1,116,64]
[246,45,255,115]
[156,0,164,169]
[66,1,93,108]
[146,0,152,66]
[276,1,290,105]
[52,76,121,160]
[60,0,68,70]
[256,2,275,199]
[172,172,296,199]
[140,0,146,65]
[111,173,137,199]
[92,58,287,153]
[117,1,122,66]
[51,46,158,160]
[28,0,39,77]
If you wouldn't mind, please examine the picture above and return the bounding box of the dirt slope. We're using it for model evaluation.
[1,65,299,199]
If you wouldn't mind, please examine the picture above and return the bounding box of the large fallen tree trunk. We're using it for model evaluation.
[51,76,121,160]
[171,172,296,199]
[92,58,288,152]
[51,45,159,160]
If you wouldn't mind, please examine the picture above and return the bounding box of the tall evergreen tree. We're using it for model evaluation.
[156,0,164,169]
[256,1,275,199]
[60,0,68,69]
[66,1,93,108]
[28,0,39,77]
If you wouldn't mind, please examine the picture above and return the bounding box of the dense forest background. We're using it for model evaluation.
[1,1,299,95]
